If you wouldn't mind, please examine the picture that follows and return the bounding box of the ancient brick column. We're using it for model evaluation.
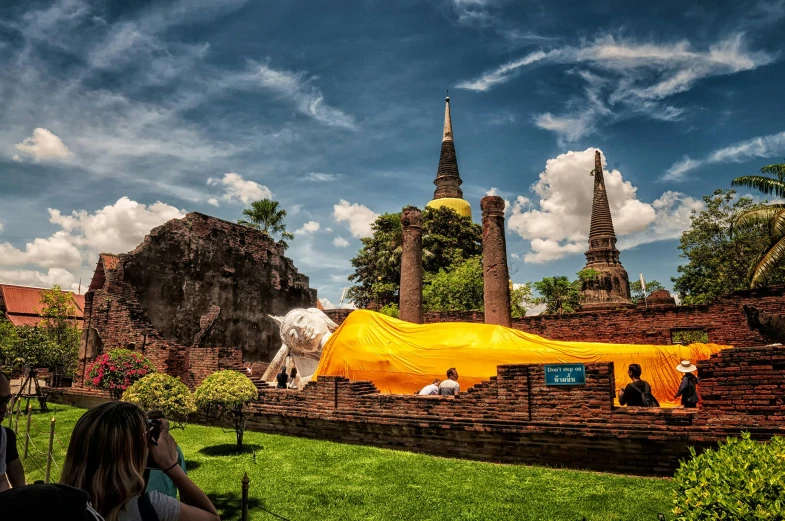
[481,196,512,327]
[399,206,424,324]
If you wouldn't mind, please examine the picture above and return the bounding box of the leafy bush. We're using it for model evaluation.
[122,373,196,426]
[378,303,399,318]
[85,349,156,400]
[672,433,785,520]
[194,370,258,449]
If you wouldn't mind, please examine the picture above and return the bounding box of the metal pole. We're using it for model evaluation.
[13,398,20,433]
[45,417,56,483]
[241,472,250,521]
[23,404,32,459]
[7,397,14,429]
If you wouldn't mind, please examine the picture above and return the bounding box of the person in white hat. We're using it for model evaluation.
[674,360,700,408]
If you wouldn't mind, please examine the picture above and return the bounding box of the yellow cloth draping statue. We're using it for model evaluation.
[266,309,729,407]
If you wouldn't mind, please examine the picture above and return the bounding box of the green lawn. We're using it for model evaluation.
[13,404,673,521]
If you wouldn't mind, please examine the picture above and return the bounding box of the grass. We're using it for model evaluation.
[13,403,673,521]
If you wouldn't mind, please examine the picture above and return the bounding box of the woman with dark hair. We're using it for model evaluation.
[618,363,658,407]
[60,401,219,521]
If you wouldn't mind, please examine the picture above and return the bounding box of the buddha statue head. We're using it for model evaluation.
[270,308,340,355]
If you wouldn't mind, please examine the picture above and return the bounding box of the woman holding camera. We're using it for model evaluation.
[60,401,220,521]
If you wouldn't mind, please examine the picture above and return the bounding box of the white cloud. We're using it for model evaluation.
[207,173,272,205]
[318,297,335,310]
[14,128,73,161]
[207,198,219,207]
[457,34,776,141]
[47,196,186,256]
[305,172,341,182]
[332,236,350,248]
[0,197,185,292]
[242,62,356,130]
[0,268,78,291]
[663,130,785,181]
[508,148,702,263]
[333,200,379,238]
[295,221,320,235]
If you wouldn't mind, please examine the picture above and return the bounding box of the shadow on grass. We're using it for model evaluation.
[209,491,267,520]
[184,460,201,471]
[199,444,262,456]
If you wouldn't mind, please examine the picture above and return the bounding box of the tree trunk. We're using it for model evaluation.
[235,408,245,450]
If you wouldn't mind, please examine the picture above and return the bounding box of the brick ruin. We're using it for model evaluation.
[325,285,785,347]
[52,341,785,475]
[76,212,316,389]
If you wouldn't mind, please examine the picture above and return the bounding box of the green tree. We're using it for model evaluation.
[629,279,665,306]
[423,256,484,312]
[194,370,258,450]
[731,163,785,287]
[510,283,534,319]
[237,199,295,249]
[0,320,18,370]
[672,189,785,305]
[347,207,482,309]
[37,286,81,377]
[533,275,582,315]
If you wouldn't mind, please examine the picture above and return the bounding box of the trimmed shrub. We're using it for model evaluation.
[194,370,258,449]
[122,373,196,427]
[672,433,785,520]
[85,349,155,400]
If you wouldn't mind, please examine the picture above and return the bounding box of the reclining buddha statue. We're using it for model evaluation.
[263,308,729,406]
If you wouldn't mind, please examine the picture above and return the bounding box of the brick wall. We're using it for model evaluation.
[50,345,785,475]
[327,285,785,346]
[234,345,785,476]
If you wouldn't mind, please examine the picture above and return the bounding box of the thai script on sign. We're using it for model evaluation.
[544,363,586,386]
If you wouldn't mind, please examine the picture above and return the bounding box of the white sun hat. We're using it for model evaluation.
[676,360,697,373]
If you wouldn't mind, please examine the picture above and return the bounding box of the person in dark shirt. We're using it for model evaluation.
[1,373,26,491]
[618,363,651,407]
[276,366,289,389]
[674,360,700,408]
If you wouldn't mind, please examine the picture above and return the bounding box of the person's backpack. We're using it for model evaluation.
[632,382,660,407]
[0,483,104,521]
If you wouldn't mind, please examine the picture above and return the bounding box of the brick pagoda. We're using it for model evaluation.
[580,150,634,311]
[425,96,472,218]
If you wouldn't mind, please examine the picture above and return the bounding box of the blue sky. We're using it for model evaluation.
[1,0,784,308]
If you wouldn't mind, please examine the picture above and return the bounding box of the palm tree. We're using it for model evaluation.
[730,163,785,287]
[238,199,295,249]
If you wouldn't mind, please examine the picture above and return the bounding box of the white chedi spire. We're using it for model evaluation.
[443,96,453,142]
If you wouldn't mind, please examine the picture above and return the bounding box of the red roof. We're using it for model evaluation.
[0,284,85,327]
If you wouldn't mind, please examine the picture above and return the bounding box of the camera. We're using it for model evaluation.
[145,418,163,470]
[147,418,162,445]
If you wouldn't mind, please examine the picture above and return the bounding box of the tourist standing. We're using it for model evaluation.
[0,373,25,492]
[276,366,289,389]
[287,367,298,389]
[418,379,441,395]
[439,368,460,396]
[674,360,700,408]
[618,364,659,407]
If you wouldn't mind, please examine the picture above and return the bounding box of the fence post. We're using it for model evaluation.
[23,404,32,459]
[241,472,249,521]
[45,417,56,483]
[13,398,20,433]
[6,397,14,428]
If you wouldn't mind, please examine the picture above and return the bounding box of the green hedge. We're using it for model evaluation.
[672,433,785,520]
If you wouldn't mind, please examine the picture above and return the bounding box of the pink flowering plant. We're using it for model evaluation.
[85,349,156,400]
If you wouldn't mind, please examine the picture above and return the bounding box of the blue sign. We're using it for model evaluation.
[544,364,586,386]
